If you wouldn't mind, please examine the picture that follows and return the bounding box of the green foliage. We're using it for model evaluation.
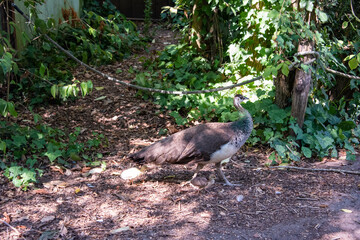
[161,6,188,29]
[243,90,358,163]
[0,99,18,117]
[0,121,106,189]
[144,0,153,37]
[2,6,145,105]
[83,0,117,17]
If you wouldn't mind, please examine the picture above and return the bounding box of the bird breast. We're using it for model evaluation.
[207,141,239,164]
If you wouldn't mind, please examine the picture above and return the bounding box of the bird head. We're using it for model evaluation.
[233,94,249,108]
[208,174,217,180]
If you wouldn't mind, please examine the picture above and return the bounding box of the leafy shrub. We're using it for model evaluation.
[3,8,145,104]
[0,120,106,190]
[243,90,359,163]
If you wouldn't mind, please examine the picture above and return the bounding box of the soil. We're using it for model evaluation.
[1,25,360,240]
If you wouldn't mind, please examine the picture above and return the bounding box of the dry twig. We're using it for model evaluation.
[269,165,360,175]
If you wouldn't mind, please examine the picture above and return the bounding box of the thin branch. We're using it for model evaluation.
[350,0,360,22]
[268,165,360,175]
[0,219,22,235]
[11,3,360,97]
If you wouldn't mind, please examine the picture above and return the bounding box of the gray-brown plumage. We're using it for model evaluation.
[129,94,253,186]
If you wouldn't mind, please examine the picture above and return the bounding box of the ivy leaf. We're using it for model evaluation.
[338,121,356,131]
[316,10,328,22]
[306,1,314,12]
[12,135,27,148]
[264,128,274,141]
[299,0,307,9]
[275,145,286,158]
[348,57,359,70]
[315,134,334,149]
[44,150,62,162]
[301,146,312,158]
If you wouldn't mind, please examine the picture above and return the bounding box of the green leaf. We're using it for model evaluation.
[39,63,46,77]
[275,145,286,157]
[299,0,307,9]
[348,57,359,70]
[12,135,27,148]
[306,1,314,12]
[87,81,93,91]
[44,150,62,162]
[281,63,289,76]
[317,10,328,22]
[7,102,17,117]
[0,99,7,117]
[338,121,356,131]
[342,21,348,29]
[301,147,312,158]
[315,134,334,149]
[263,66,274,78]
[0,141,6,153]
[50,85,58,98]
[80,82,88,97]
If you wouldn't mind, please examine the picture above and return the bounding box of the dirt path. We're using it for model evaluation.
[1,26,360,240]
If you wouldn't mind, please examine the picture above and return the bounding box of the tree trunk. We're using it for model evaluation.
[191,0,203,50]
[291,40,314,128]
[274,70,295,108]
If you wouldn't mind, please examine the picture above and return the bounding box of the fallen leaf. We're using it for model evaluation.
[110,226,130,234]
[33,189,50,194]
[81,166,91,173]
[88,167,103,174]
[111,171,122,176]
[74,188,81,194]
[3,212,10,223]
[50,166,64,174]
[341,209,353,213]
[40,215,55,223]
[64,169,72,176]
[43,180,67,189]
[94,96,107,101]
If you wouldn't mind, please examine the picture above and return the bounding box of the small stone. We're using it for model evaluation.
[236,195,244,202]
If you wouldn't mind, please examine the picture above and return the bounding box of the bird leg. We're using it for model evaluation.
[191,163,205,180]
[215,162,241,186]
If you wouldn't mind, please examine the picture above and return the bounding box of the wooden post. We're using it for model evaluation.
[291,40,314,128]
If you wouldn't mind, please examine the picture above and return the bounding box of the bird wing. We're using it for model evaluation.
[130,122,235,165]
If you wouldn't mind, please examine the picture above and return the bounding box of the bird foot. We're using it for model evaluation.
[180,180,191,187]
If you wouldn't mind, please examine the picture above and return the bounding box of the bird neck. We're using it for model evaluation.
[232,104,253,131]
[235,104,250,119]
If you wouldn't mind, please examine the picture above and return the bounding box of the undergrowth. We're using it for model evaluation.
[0,118,106,190]
[134,0,360,164]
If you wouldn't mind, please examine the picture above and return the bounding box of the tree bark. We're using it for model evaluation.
[274,70,295,108]
[291,40,314,128]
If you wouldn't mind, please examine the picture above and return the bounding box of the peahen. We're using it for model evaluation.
[129,94,253,186]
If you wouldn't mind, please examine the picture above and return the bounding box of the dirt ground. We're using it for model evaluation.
[1,25,360,240]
